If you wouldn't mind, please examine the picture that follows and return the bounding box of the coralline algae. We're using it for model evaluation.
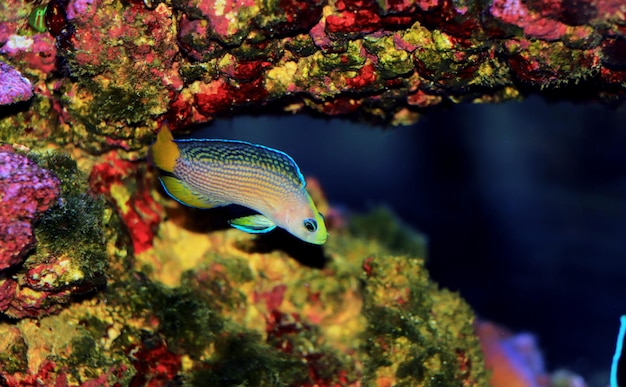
[0,0,623,152]
[0,61,33,105]
[0,146,60,271]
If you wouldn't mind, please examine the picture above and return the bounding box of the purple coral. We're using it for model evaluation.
[66,0,97,20]
[0,61,33,105]
[0,145,60,271]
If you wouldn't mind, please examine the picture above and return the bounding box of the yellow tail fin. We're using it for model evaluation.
[150,124,180,173]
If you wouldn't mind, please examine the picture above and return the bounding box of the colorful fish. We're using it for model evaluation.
[150,125,328,245]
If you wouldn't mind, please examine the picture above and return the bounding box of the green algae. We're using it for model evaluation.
[360,255,487,386]
[189,330,302,386]
[190,326,352,387]
[86,85,163,128]
[0,330,28,374]
[364,35,415,79]
[119,274,224,358]
[318,41,366,73]
[29,153,108,288]
[180,256,252,313]
[348,206,428,259]
[29,152,89,196]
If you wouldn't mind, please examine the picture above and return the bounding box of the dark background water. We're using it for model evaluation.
[197,97,626,383]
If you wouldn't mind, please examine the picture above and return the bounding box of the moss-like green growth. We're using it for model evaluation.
[179,255,253,311]
[27,152,108,291]
[0,331,28,374]
[318,40,366,73]
[123,276,223,358]
[360,255,487,386]
[364,35,415,79]
[29,151,89,196]
[348,206,428,259]
[284,33,318,57]
[67,335,103,369]
[89,86,158,127]
[189,330,305,387]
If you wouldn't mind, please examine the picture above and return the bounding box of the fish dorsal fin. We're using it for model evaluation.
[159,176,223,209]
[229,215,276,233]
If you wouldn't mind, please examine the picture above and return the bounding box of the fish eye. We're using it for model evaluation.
[303,218,317,232]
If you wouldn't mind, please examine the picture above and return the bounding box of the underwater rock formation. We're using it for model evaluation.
[0,149,109,319]
[0,0,624,151]
[0,61,33,106]
[0,147,489,384]
[1,0,618,383]
[0,202,489,385]
[0,146,60,271]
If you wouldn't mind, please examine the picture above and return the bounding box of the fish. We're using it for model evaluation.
[611,316,626,387]
[150,125,328,245]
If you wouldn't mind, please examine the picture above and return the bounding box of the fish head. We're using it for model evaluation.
[281,194,328,245]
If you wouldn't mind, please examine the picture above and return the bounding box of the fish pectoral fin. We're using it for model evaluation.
[159,176,222,209]
[229,215,276,234]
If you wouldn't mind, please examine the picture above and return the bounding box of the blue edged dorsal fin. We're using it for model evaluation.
[229,215,276,233]
[159,176,224,209]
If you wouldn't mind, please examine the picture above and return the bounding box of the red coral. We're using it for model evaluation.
[0,146,60,271]
[194,76,269,117]
[490,0,568,40]
[4,286,71,319]
[321,97,362,115]
[326,10,382,34]
[254,284,286,311]
[129,336,182,387]
[89,153,162,254]
[346,62,378,89]
[272,0,325,34]
[266,311,350,386]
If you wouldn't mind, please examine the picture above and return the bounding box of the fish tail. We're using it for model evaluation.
[151,124,180,173]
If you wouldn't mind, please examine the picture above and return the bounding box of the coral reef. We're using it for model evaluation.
[0,0,624,152]
[0,201,489,384]
[0,149,109,319]
[3,0,617,383]
[0,145,489,384]
[0,61,33,105]
[0,146,60,271]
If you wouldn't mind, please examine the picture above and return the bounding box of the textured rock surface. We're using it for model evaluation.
[2,0,617,383]
[0,61,33,105]
[0,150,109,319]
[0,0,624,152]
[0,146,60,271]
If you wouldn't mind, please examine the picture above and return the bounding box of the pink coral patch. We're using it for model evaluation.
[0,146,60,271]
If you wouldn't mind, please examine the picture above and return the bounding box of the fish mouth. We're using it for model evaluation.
[314,232,329,245]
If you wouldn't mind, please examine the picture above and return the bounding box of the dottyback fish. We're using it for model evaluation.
[150,125,328,245]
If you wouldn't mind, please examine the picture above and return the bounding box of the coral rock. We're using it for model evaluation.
[0,146,60,271]
[0,61,33,105]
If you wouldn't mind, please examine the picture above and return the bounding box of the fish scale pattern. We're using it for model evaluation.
[174,140,304,210]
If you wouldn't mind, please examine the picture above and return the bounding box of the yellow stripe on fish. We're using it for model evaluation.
[150,125,328,245]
